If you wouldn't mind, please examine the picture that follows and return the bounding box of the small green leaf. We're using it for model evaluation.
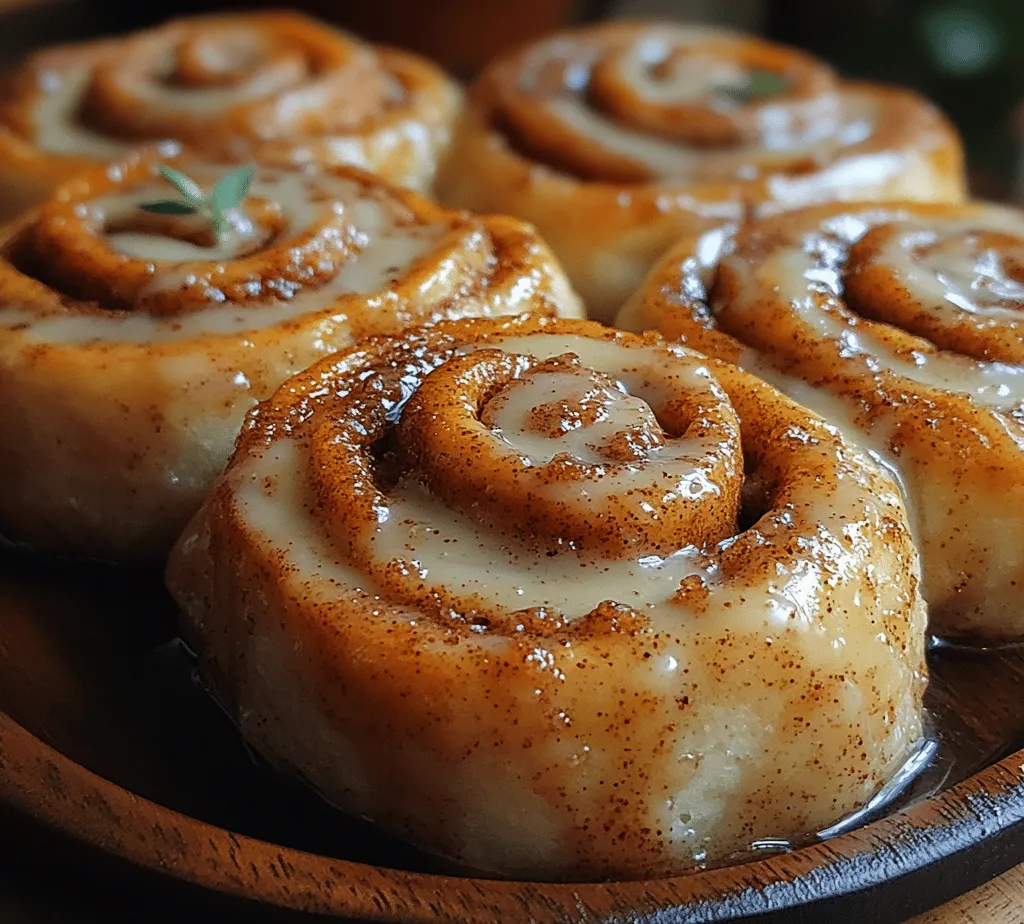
[141,163,255,245]
[716,68,789,105]
[747,68,789,97]
[157,165,206,204]
[139,200,200,216]
[210,213,228,241]
[211,165,254,213]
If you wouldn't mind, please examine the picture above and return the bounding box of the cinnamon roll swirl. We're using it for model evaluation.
[619,202,1024,638]
[0,10,461,218]
[0,149,581,563]
[436,21,965,323]
[166,315,927,880]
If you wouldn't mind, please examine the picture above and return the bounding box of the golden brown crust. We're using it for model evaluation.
[620,200,1024,637]
[0,11,462,218]
[436,20,966,322]
[168,314,927,880]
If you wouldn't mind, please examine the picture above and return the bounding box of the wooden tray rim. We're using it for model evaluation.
[3,710,1024,922]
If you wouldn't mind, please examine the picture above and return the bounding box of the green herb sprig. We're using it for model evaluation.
[140,164,254,242]
[715,68,789,105]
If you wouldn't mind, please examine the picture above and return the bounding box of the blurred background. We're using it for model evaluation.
[0,0,1022,199]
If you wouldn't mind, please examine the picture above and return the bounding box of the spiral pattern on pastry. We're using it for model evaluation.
[0,10,461,218]
[619,201,1024,638]
[435,20,965,323]
[0,148,581,563]
[167,314,927,880]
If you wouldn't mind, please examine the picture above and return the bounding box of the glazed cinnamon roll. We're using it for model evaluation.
[167,315,927,880]
[619,201,1024,639]
[0,10,460,218]
[436,21,965,323]
[0,149,581,563]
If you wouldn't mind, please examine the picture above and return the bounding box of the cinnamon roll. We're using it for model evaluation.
[0,149,581,563]
[436,21,965,323]
[619,201,1024,639]
[166,315,927,880]
[0,10,460,218]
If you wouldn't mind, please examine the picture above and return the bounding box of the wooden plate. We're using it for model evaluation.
[1,548,1024,923]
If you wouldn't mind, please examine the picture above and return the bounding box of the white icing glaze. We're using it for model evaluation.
[873,218,1024,319]
[125,42,314,116]
[515,26,880,182]
[486,370,653,464]
[734,348,915,535]
[465,332,738,503]
[611,47,749,105]
[27,40,407,159]
[235,332,910,642]
[377,478,714,616]
[0,168,449,343]
[539,96,865,181]
[542,97,703,176]
[31,66,130,158]
[678,203,1024,635]
[235,440,387,601]
[241,431,897,640]
[706,209,1024,562]
[740,223,1024,408]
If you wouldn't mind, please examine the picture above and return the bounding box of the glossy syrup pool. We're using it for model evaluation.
[1,549,1024,881]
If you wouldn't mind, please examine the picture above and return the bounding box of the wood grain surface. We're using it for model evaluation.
[914,863,1024,923]
[0,848,1020,923]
